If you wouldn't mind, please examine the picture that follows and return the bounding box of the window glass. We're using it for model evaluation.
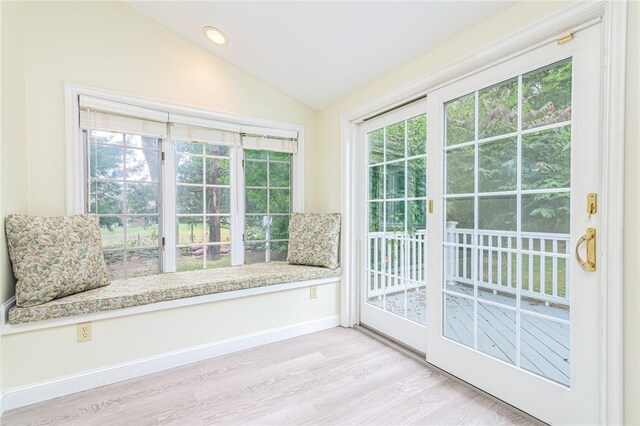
[442,59,573,386]
[86,130,161,280]
[80,101,298,275]
[175,142,232,271]
[366,113,427,326]
[244,150,292,264]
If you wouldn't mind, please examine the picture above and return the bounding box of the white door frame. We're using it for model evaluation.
[357,100,429,354]
[339,1,627,423]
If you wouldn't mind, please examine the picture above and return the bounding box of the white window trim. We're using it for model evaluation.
[341,1,625,424]
[65,84,305,272]
[233,147,246,265]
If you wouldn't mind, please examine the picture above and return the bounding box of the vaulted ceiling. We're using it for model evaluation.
[125,1,516,110]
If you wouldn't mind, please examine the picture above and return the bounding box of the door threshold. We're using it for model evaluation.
[354,324,547,426]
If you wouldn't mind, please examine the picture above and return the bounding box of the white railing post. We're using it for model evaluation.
[446,221,458,285]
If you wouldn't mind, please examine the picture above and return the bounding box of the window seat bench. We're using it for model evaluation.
[8,262,342,325]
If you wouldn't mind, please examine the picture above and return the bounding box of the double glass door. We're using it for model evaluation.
[358,24,602,424]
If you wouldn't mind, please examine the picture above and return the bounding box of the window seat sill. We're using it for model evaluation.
[4,262,341,330]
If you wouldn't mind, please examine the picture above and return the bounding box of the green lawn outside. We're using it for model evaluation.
[100,223,231,249]
[474,250,568,298]
[175,253,231,272]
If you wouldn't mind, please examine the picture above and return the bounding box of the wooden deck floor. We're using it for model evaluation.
[369,285,570,386]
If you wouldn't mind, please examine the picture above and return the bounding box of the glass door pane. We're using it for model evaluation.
[442,59,572,386]
[366,114,427,325]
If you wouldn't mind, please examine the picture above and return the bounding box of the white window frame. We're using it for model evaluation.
[83,128,165,279]
[66,84,305,273]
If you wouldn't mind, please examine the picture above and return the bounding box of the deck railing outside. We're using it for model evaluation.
[367,223,570,306]
[368,230,426,298]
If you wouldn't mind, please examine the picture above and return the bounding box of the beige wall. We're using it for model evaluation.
[1,1,28,303]
[624,2,640,424]
[314,1,639,423]
[1,1,29,396]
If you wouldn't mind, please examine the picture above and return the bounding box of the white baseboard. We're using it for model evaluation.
[1,315,340,412]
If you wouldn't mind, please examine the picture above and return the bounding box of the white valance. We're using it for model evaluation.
[170,123,240,146]
[79,96,168,138]
[240,125,297,140]
[170,113,298,143]
[78,95,298,149]
[169,113,240,133]
[242,134,298,153]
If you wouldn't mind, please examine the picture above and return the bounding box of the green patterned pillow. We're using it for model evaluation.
[5,214,110,308]
[286,213,341,269]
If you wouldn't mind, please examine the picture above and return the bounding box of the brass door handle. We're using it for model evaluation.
[576,227,596,272]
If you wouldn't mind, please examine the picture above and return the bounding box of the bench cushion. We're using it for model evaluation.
[287,213,341,269]
[8,262,341,324]
[5,214,110,308]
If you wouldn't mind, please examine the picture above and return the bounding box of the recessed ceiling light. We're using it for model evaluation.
[203,26,227,46]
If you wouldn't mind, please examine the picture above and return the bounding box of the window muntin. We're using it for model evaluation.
[85,130,162,280]
[174,141,232,271]
[244,150,292,264]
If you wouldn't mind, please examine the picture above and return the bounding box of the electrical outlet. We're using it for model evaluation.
[77,322,92,343]
[310,286,318,299]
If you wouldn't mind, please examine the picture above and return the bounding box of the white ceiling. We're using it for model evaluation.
[125,1,516,110]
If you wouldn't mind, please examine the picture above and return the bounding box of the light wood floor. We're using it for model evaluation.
[1,327,536,425]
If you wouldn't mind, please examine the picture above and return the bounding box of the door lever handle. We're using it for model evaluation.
[576,227,596,272]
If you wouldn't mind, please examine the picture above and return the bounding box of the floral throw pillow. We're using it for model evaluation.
[5,214,110,307]
[286,213,341,269]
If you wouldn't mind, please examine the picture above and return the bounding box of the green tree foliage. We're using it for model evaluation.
[406,115,427,234]
[446,94,475,145]
[479,78,518,138]
[174,142,233,262]
[523,60,572,129]
[92,134,292,270]
[89,138,123,230]
[368,114,427,235]
[206,144,229,260]
[89,133,159,232]
[445,59,572,234]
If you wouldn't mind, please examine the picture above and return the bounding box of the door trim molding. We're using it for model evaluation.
[340,1,626,423]
[600,2,628,424]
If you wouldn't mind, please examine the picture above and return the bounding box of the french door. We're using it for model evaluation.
[359,23,603,424]
[358,100,428,353]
